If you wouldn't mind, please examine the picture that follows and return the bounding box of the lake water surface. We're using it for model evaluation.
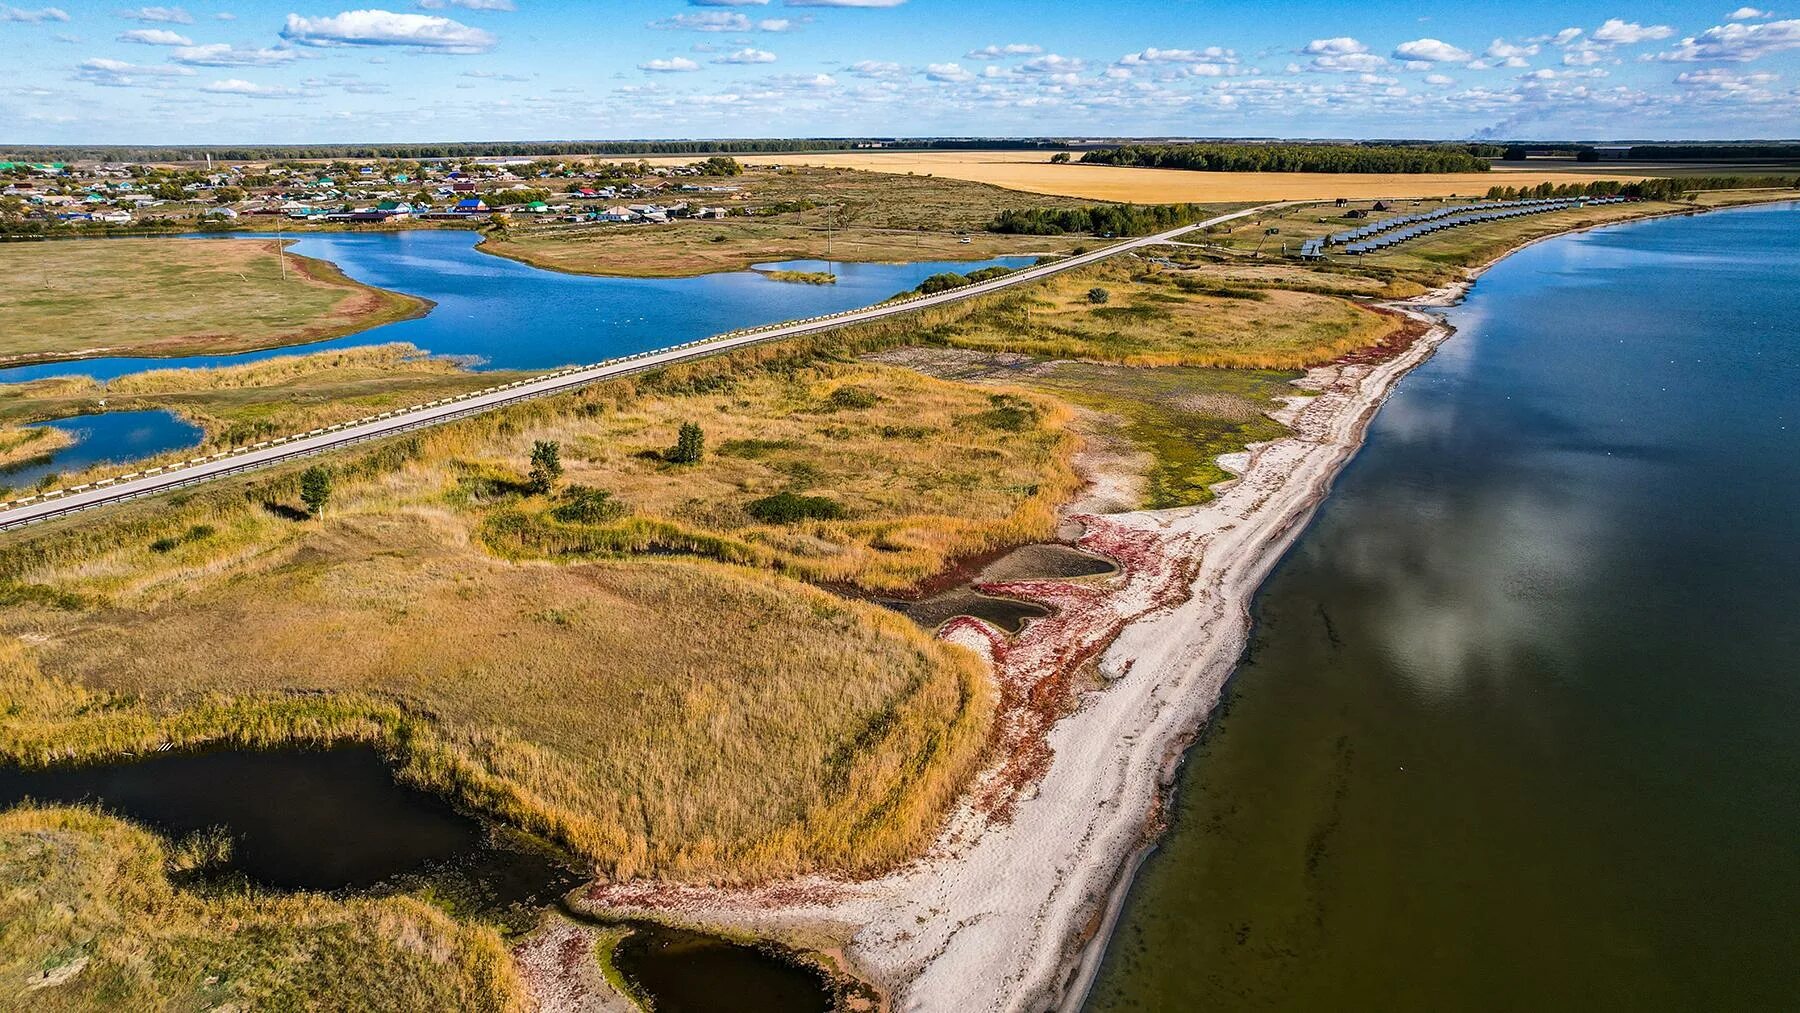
[0,231,1032,384]
[1087,202,1800,1009]
[0,409,203,491]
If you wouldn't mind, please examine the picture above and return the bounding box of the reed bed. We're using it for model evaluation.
[0,804,525,1011]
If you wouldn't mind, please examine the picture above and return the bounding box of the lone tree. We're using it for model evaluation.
[1087,287,1110,304]
[670,422,705,464]
[299,466,332,517]
[528,440,563,494]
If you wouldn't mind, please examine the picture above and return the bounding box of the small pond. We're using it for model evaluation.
[611,923,838,1013]
[885,542,1118,634]
[0,409,203,493]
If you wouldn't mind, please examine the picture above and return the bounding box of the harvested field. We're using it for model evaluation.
[655,151,1649,203]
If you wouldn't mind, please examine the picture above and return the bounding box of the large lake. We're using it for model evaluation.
[1087,202,1800,1009]
[0,230,1032,384]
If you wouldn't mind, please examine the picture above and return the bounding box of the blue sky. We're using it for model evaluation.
[4,0,1798,143]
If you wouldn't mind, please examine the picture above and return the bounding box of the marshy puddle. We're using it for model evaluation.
[0,409,203,493]
[0,744,579,919]
[884,543,1117,634]
[611,923,837,1013]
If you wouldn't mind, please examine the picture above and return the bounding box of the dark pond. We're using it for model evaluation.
[0,409,203,492]
[885,542,1117,633]
[1086,203,1800,1010]
[611,923,836,1013]
[0,744,579,915]
[0,231,1034,384]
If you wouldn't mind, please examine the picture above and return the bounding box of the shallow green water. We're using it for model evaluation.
[1086,203,1800,1010]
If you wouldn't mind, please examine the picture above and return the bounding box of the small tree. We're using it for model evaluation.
[1087,287,1110,304]
[528,440,563,494]
[299,466,332,517]
[670,422,705,464]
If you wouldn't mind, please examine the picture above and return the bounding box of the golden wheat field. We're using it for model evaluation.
[642,150,1649,203]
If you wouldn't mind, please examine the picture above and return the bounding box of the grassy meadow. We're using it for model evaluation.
[0,805,525,1011]
[0,349,1072,881]
[897,259,1402,369]
[0,238,427,365]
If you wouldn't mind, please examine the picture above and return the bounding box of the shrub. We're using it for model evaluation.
[528,440,563,494]
[550,485,627,525]
[825,385,883,411]
[746,491,847,523]
[299,466,331,517]
[1087,287,1110,304]
[669,422,705,464]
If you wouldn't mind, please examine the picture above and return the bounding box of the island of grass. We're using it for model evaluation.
[758,268,837,285]
[0,423,72,470]
[0,237,428,367]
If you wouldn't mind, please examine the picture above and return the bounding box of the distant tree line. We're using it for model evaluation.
[1483,176,1799,201]
[1078,143,1491,174]
[989,203,1218,236]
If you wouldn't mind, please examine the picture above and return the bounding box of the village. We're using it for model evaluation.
[0,155,744,231]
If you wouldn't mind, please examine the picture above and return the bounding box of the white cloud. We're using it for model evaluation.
[170,42,300,65]
[1546,27,1584,46]
[1303,37,1367,55]
[785,0,903,6]
[846,58,900,76]
[1485,38,1539,59]
[639,56,701,72]
[281,9,496,53]
[1308,51,1388,73]
[1591,18,1675,44]
[213,10,234,19]
[118,27,192,44]
[117,5,192,23]
[1393,38,1473,63]
[925,61,973,82]
[418,0,515,10]
[651,11,748,30]
[757,17,791,30]
[1654,18,1800,60]
[1021,52,1086,74]
[73,56,194,85]
[714,46,774,63]
[0,4,69,22]
[202,77,302,97]
[1727,7,1770,19]
[1424,72,1455,85]
[966,42,1041,59]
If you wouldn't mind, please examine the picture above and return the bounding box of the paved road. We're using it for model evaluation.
[0,204,1284,532]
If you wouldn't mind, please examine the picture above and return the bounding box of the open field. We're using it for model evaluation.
[897,258,1402,369]
[0,348,1084,880]
[0,239,427,366]
[483,220,1074,278]
[651,151,1650,203]
[1,804,523,1011]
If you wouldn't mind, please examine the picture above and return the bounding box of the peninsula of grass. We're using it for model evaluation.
[0,805,525,1011]
[0,423,72,470]
[0,238,428,366]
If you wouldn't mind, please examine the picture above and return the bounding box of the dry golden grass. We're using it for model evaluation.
[0,804,525,1012]
[468,364,1075,590]
[482,221,1068,278]
[666,151,1649,203]
[0,353,1066,880]
[0,239,427,365]
[0,424,71,469]
[910,260,1400,369]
